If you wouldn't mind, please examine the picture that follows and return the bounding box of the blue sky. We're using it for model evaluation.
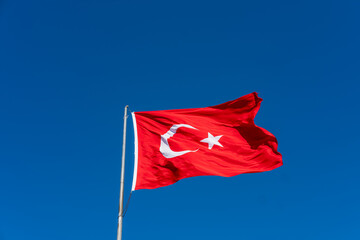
[1,0,359,239]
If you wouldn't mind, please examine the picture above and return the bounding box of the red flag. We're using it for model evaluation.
[131,92,282,190]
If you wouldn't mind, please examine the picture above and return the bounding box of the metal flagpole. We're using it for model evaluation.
[117,105,128,240]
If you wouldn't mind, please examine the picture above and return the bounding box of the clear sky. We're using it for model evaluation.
[1,1,359,239]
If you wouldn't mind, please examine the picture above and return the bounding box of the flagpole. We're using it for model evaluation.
[117,105,128,240]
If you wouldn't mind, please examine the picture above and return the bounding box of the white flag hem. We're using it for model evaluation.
[131,112,139,191]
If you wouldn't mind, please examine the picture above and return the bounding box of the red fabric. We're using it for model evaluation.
[132,92,282,190]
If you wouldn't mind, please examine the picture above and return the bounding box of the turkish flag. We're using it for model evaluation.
[131,92,282,190]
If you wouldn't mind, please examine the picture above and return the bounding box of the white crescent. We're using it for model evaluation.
[160,124,198,159]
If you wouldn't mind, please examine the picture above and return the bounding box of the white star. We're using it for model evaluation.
[200,132,223,150]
